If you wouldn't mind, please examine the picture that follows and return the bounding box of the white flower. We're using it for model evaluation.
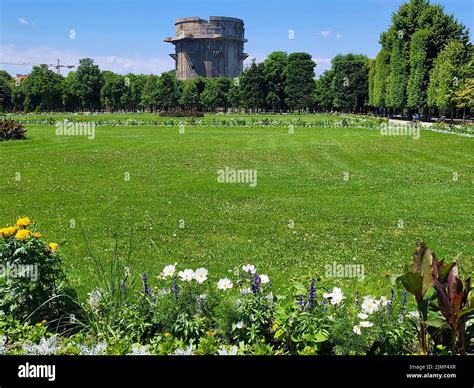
[162,264,177,279]
[323,287,345,305]
[359,321,373,328]
[127,344,150,355]
[260,274,270,284]
[88,288,104,311]
[217,278,233,291]
[0,335,6,355]
[22,336,60,355]
[178,269,195,282]
[357,313,369,320]
[242,264,256,274]
[217,345,238,355]
[378,296,388,307]
[78,342,107,355]
[236,321,245,329]
[353,325,362,335]
[173,345,194,355]
[331,288,345,305]
[361,296,379,314]
[193,268,208,284]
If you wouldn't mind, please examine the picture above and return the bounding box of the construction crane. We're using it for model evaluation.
[0,59,75,75]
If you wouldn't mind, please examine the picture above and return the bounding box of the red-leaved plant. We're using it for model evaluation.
[431,258,472,354]
[398,242,473,354]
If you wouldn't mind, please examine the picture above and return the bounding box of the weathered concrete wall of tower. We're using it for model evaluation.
[164,16,247,80]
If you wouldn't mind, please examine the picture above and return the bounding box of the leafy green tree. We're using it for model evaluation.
[121,74,147,111]
[427,40,468,117]
[372,48,390,110]
[62,71,80,111]
[371,0,470,118]
[140,75,160,112]
[72,58,103,111]
[262,51,288,111]
[388,38,408,112]
[313,69,335,111]
[156,72,181,111]
[21,64,62,111]
[11,84,25,112]
[331,54,369,112]
[240,61,266,112]
[454,78,474,118]
[0,71,11,82]
[0,72,12,111]
[100,72,126,111]
[180,80,201,110]
[200,77,232,111]
[285,52,316,111]
[265,91,280,112]
[391,0,430,40]
[418,4,470,68]
[226,82,241,111]
[368,59,376,107]
[406,29,430,114]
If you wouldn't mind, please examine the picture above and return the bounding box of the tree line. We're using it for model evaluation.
[0,53,320,114]
[0,52,374,114]
[368,0,472,119]
[0,0,471,119]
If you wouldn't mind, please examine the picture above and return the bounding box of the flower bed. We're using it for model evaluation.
[0,218,472,355]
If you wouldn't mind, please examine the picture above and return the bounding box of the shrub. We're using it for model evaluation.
[0,217,76,323]
[0,119,27,140]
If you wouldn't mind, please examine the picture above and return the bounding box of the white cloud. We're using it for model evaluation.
[0,45,174,75]
[321,30,332,38]
[18,18,29,25]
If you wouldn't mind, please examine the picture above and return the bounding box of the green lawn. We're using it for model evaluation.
[1,114,473,298]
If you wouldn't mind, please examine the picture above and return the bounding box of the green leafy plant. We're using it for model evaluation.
[430,258,472,354]
[273,280,329,354]
[77,232,155,343]
[397,242,435,354]
[0,217,76,323]
[0,119,27,140]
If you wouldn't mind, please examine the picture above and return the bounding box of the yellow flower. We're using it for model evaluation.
[164,332,172,337]
[49,242,58,252]
[1,226,17,238]
[33,232,42,239]
[15,229,32,241]
[16,217,31,228]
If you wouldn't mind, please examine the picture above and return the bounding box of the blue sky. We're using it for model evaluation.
[0,0,472,77]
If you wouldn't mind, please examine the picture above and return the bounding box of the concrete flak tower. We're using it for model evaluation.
[164,16,248,80]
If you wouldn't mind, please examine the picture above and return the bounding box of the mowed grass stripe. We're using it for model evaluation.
[0,118,472,297]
